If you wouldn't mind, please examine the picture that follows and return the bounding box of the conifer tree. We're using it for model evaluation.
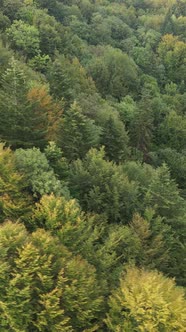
[69,148,138,222]
[59,102,101,160]
[100,114,130,163]
[144,163,185,221]
[0,58,48,149]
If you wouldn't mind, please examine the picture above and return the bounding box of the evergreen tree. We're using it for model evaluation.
[58,102,101,160]
[100,114,130,163]
[0,58,48,149]
[144,163,185,221]
[69,148,138,222]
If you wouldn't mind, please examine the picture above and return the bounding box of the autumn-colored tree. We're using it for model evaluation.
[0,221,103,331]
[105,266,186,332]
[27,84,63,142]
[0,144,32,224]
[158,34,186,84]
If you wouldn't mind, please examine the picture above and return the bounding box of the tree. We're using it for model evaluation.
[0,144,32,224]
[47,55,96,105]
[144,163,185,221]
[131,45,156,75]
[0,11,10,31]
[153,148,186,193]
[88,13,112,45]
[32,193,82,232]
[27,84,63,142]
[100,114,130,163]
[32,194,141,292]
[69,148,138,223]
[58,102,101,161]
[2,0,23,21]
[0,222,73,331]
[129,213,169,270]
[44,141,69,180]
[14,148,69,199]
[0,221,103,331]
[88,46,139,100]
[129,107,154,162]
[158,110,186,152]
[6,20,40,58]
[105,266,186,332]
[0,58,48,149]
[0,41,13,77]
[34,0,58,16]
[31,8,62,56]
[158,34,186,85]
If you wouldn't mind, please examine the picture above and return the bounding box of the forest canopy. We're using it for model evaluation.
[0,0,186,331]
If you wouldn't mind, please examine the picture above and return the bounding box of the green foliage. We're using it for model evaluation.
[32,194,143,291]
[32,193,81,232]
[158,34,186,84]
[2,0,24,21]
[144,163,185,221]
[0,41,13,76]
[0,0,186,329]
[128,99,154,161]
[105,266,186,332]
[44,141,69,180]
[88,46,139,100]
[0,221,103,331]
[129,213,169,270]
[0,11,10,30]
[158,110,186,151]
[47,55,96,105]
[28,53,50,72]
[100,114,130,163]
[29,8,63,57]
[69,148,138,222]
[151,148,186,193]
[0,58,48,149]
[0,144,32,224]
[58,102,101,160]
[14,148,69,198]
[6,20,40,58]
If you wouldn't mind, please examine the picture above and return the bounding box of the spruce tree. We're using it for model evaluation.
[0,58,48,149]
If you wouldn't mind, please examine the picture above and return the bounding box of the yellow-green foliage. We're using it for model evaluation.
[106,267,186,332]
[33,193,82,230]
[0,221,103,331]
[32,194,86,250]
[0,144,32,223]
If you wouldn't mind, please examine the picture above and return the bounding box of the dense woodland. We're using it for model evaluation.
[0,0,186,331]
